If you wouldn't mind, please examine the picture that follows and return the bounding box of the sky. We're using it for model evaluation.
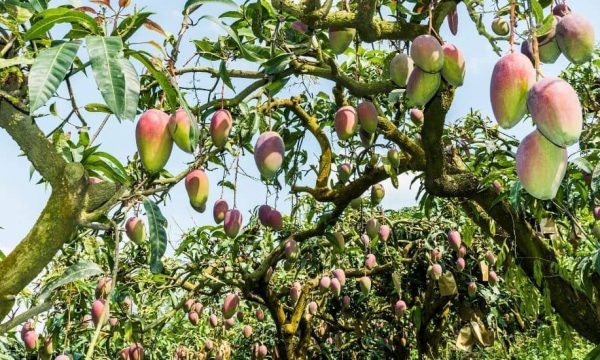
[1,0,599,257]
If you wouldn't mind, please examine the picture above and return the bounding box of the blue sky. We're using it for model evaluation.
[1,1,599,256]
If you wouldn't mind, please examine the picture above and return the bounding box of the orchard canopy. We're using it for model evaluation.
[1,0,600,358]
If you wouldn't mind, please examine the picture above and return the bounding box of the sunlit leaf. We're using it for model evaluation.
[38,261,103,301]
[144,198,168,274]
[28,41,80,112]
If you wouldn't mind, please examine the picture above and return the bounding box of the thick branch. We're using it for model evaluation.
[0,162,86,321]
[421,87,479,197]
[272,0,427,41]
[292,59,396,97]
[464,193,600,343]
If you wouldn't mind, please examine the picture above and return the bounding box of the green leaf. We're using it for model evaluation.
[118,57,140,121]
[260,53,292,75]
[264,77,289,96]
[28,41,81,112]
[111,11,152,42]
[144,198,168,274]
[193,39,222,61]
[530,0,543,24]
[5,2,35,24]
[572,157,593,175]
[128,51,179,111]
[28,0,48,12]
[84,151,130,185]
[591,162,600,194]
[25,7,102,40]
[260,0,277,17]
[537,14,556,36]
[38,261,103,301]
[199,15,257,61]
[509,181,522,209]
[219,60,235,91]
[183,0,239,15]
[412,305,422,330]
[86,36,126,119]
[584,344,600,360]
[84,103,113,114]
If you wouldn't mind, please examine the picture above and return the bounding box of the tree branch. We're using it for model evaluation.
[463,193,600,343]
[272,0,427,41]
[0,162,86,321]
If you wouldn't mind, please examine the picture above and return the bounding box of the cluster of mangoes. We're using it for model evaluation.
[134,106,287,238]
[490,5,594,200]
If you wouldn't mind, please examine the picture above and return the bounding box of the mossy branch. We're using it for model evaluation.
[0,163,86,321]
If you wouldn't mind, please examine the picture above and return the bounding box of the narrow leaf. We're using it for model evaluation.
[572,157,593,174]
[38,261,103,301]
[25,8,102,40]
[86,36,126,119]
[84,103,113,113]
[219,60,235,91]
[530,0,543,24]
[28,0,48,12]
[183,0,239,15]
[260,53,292,75]
[128,51,179,111]
[592,162,600,194]
[29,41,81,112]
[111,11,152,41]
[143,198,168,274]
[199,15,257,61]
[118,57,140,121]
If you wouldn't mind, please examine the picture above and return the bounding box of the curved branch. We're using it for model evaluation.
[464,193,600,343]
[292,59,396,98]
[175,66,264,79]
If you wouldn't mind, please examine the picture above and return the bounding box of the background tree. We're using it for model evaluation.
[0,0,598,359]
